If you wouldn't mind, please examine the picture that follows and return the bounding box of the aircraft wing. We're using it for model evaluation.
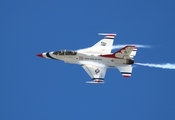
[117,65,133,78]
[78,33,116,54]
[82,64,107,83]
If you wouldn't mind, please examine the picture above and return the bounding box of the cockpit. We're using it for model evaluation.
[53,50,77,55]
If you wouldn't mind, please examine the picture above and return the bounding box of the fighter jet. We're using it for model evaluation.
[37,33,137,83]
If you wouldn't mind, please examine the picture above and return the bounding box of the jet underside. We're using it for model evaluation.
[37,33,137,84]
[42,52,134,67]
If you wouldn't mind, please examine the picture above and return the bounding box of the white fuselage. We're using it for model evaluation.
[48,51,130,67]
[37,33,137,82]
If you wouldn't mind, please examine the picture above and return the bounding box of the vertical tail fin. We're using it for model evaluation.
[114,46,137,59]
[100,46,137,59]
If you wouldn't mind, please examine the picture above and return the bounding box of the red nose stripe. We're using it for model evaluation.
[37,54,44,58]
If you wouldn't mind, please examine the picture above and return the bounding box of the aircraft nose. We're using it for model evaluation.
[36,52,57,60]
[36,53,44,58]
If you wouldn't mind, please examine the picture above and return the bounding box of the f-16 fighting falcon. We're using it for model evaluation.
[37,33,137,83]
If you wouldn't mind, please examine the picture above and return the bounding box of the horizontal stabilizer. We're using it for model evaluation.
[117,65,133,78]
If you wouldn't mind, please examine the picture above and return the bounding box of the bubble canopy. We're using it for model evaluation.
[53,50,77,55]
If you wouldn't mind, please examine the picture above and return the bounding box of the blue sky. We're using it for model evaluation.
[1,0,175,120]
